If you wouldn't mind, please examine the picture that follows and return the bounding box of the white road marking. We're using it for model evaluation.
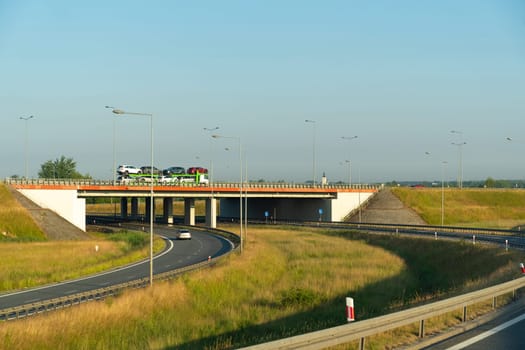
[0,235,174,299]
[446,313,525,350]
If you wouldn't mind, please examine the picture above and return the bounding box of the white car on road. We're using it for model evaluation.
[117,165,142,176]
[177,229,192,240]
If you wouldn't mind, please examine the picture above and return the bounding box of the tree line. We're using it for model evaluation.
[12,155,91,179]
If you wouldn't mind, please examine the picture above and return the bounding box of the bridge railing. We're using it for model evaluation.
[3,177,381,190]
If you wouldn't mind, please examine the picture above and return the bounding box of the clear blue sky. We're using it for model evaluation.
[1,1,524,183]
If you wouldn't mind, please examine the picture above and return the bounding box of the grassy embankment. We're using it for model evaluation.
[0,183,163,291]
[1,223,524,350]
[0,231,159,291]
[392,187,525,229]
[0,184,46,241]
[1,184,525,349]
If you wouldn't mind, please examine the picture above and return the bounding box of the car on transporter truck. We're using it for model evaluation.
[162,166,186,176]
[116,165,162,184]
[117,165,142,176]
[160,166,209,185]
[117,165,209,185]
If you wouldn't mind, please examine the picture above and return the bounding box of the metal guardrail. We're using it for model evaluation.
[265,220,525,249]
[240,277,525,350]
[228,220,525,348]
[0,257,230,321]
[3,177,380,190]
[0,226,238,322]
[2,213,524,348]
[0,278,150,321]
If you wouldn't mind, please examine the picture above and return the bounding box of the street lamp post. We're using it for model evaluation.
[244,152,248,242]
[344,160,351,185]
[341,136,358,186]
[212,134,243,253]
[203,127,220,191]
[305,120,316,186]
[451,130,466,189]
[20,115,34,179]
[358,168,362,223]
[106,106,155,286]
[451,141,466,189]
[113,116,116,185]
[506,137,523,188]
[105,106,119,185]
[425,152,448,226]
[441,161,448,226]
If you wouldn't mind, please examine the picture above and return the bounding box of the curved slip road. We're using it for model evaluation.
[0,225,234,310]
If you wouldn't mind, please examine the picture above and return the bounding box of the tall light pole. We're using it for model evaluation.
[425,151,448,225]
[105,106,119,185]
[305,120,316,185]
[451,130,466,189]
[344,160,351,185]
[341,136,358,186]
[358,168,362,223]
[244,150,248,242]
[203,127,220,190]
[441,161,448,226]
[451,142,466,189]
[106,106,155,286]
[212,134,243,253]
[20,115,34,179]
[506,137,522,188]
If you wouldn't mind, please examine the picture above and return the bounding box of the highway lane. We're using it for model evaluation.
[425,304,525,350]
[0,225,234,310]
[452,315,525,349]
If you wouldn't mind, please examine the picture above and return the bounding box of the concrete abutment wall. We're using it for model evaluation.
[15,189,376,231]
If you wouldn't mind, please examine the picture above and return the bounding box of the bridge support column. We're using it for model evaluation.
[120,197,128,218]
[184,198,195,226]
[145,197,155,221]
[205,197,217,228]
[131,198,139,219]
[163,198,173,224]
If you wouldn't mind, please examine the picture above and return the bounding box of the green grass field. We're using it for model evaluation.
[0,185,46,241]
[2,225,522,350]
[0,183,163,291]
[392,187,525,228]
[0,231,163,291]
[2,183,525,349]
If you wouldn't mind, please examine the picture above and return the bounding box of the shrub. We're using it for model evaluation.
[107,231,148,250]
[278,287,321,309]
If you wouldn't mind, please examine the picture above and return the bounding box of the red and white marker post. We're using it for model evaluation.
[520,263,525,274]
[346,297,355,322]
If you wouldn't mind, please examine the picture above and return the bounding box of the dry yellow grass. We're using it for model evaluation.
[0,225,407,350]
[1,225,522,349]
[392,187,525,228]
[0,185,45,240]
[3,184,525,349]
[0,239,152,291]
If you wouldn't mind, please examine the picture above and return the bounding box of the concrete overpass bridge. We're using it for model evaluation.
[7,179,380,232]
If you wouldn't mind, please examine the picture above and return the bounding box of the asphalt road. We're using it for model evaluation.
[0,225,234,310]
[424,300,525,350]
[453,316,525,349]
